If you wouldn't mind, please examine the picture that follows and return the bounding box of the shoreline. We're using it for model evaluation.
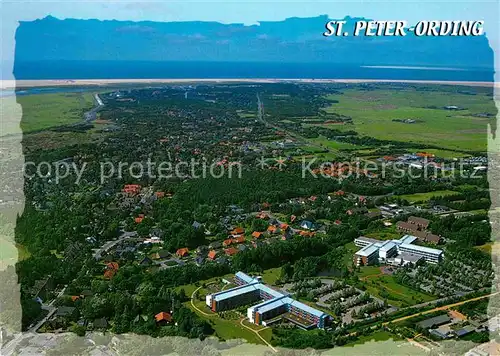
[2,78,498,90]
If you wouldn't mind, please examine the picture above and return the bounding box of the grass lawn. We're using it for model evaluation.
[322,88,494,152]
[342,242,357,267]
[309,136,366,151]
[18,92,96,132]
[396,190,459,203]
[360,274,435,307]
[261,267,281,285]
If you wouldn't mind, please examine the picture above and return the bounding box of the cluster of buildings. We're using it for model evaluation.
[353,234,444,267]
[205,272,330,329]
[396,216,441,244]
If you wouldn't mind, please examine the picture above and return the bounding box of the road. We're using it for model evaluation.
[382,291,499,326]
[93,231,137,259]
[83,93,104,122]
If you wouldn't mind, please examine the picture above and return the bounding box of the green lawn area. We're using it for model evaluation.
[18,92,96,132]
[309,136,366,151]
[360,274,435,307]
[322,88,494,152]
[342,242,357,267]
[261,267,281,285]
[396,190,459,203]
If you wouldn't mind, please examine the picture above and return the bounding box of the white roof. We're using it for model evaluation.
[399,243,443,256]
[356,244,379,257]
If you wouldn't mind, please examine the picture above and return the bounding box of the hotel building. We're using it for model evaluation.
[206,272,330,329]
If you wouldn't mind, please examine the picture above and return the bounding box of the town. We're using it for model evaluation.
[3,81,497,355]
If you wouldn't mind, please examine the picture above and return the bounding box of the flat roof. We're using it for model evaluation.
[235,271,256,284]
[251,295,289,314]
[379,241,396,252]
[213,282,260,301]
[417,314,451,328]
[288,299,327,318]
[397,253,423,263]
[398,235,418,245]
[356,244,379,257]
[355,236,380,245]
[399,243,443,256]
[258,283,285,299]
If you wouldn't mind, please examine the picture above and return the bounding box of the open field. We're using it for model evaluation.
[16,92,95,132]
[321,88,494,151]
[396,190,459,203]
[360,274,435,307]
[261,267,281,285]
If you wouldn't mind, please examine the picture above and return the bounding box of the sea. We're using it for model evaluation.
[11,60,495,82]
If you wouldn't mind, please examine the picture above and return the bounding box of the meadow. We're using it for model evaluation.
[17,92,96,132]
[320,88,494,152]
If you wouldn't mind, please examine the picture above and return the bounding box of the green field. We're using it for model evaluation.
[322,88,494,152]
[261,267,281,285]
[396,190,459,203]
[18,92,96,132]
[359,274,435,307]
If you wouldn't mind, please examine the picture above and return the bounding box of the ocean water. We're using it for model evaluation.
[12,61,495,82]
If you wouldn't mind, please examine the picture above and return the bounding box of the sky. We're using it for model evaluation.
[1,0,499,78]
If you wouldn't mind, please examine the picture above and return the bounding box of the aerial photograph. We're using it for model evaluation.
[0,1,498,355]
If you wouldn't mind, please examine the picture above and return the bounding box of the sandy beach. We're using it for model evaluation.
[2,78,499,90]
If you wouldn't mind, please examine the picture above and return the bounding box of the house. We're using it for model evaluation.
[223,238,233,247]
[280,223,290,231]
[417,314,451,329]
[397,221,418,233]
[232,235,246,244]
[195,256,205,266]
[252,231,263,239]
[153,250,170,260]
[155,312,172,325]
[122,184,141,195]
[192,221,203,230]
[176,248,189,258]
[300,220,317,231]
[207,250,217,260]
[224,247,239,256]
[231,227,245,235]
[267,225,279,234]
[104,262,119,279]
[334,190,345,196]
[334,220,342,226]
[155,191,165,198]
[135,217,144,224]
[408,216,430,230]
[92,318,108,330]
[256,212,269,219]
[290,215,297,223]
[139,257,153,266]
[71,296,80,302]
[196,245,208,254]
[238,244,248,252]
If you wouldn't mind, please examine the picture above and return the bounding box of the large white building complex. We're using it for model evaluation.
[353,234,443,266]
[205,272,330,329]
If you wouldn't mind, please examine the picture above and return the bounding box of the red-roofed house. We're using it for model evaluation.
[155,192,165,198]
[267,225,279,234]
[252,231,263,239]
[122,184,141,195]
[104,262,119,279]
[224,247,239,256]
[232,236,246,244]
[223,239,233,247]
[334,190,345,196]
[155,312,172,324]
[231,227,245,235]
[176,248,189,258]
[135,217,144,223]
[207,250,217,260]
[334,220,342,226]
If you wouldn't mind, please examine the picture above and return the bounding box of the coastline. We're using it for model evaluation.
[3,78,498,90]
